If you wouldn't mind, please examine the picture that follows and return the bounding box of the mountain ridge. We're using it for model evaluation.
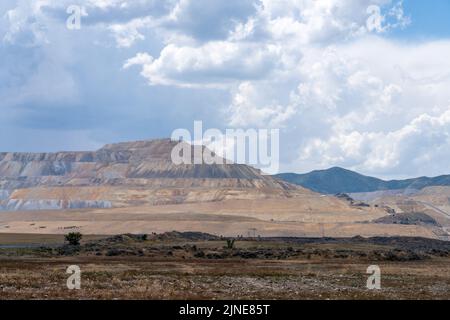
[275,167,450,194]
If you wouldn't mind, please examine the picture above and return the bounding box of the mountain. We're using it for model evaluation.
[0,139,303,211]
[1,140,440,239]
[275,167,450,194]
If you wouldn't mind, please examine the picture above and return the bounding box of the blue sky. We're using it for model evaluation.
[1,0,450,179]
[392,0,450,39]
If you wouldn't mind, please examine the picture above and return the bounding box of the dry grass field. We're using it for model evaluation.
[0,233,448,300]
[0,198,437,238]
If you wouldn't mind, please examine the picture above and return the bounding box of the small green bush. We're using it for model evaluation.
[65,232,83,246]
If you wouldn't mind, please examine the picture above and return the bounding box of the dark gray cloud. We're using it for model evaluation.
[41,0,176,26]
[163,0,258,41]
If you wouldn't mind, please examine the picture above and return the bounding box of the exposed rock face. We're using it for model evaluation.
[0,199,112,211]
[0,139,303,211]
[0,190,9,200]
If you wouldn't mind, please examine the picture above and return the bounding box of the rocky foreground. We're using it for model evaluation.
[0,232,449,299]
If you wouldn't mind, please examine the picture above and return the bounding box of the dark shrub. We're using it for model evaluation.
[64,232,83,246]
[226,239,235,249]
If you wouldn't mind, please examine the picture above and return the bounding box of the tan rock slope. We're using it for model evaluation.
[351,186,450,240]
[0,139,301,210]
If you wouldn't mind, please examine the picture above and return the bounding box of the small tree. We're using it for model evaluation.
[65,232,83,246]
[226,239,235,249]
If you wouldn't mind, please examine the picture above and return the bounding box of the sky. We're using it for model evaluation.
[1,0,450,179]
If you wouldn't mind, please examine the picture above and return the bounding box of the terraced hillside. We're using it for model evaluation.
[0,139,301,211]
